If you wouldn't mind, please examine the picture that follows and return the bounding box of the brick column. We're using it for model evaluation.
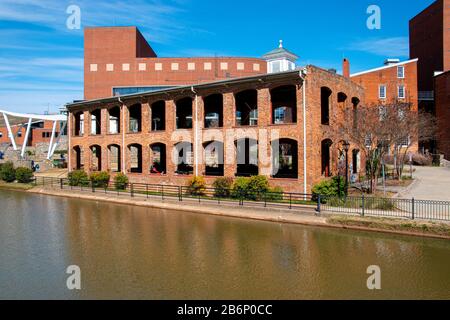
[83,111,90,137]
[142,144,150,175]
[101,108,108,135]
[165,100,176,175]
[223,92,236,177]
[142,103,150,133]
[257,88,271,126]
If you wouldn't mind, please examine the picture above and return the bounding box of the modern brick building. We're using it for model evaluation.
[0,120,64,148]
[84,27,268,100]
[435,71,450,160]
[350,58,419,152]
[67,66,364,193]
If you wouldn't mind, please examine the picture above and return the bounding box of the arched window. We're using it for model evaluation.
[150,143,166,174]
[90,145,102,172]
[128,104,142,133]
[151,101,165,131]
[176,97,193,129]
[271,85,297,124]
[108,106,120,134]
[174,142,193,174]
[203,141,224,176]
[352,97,360,130]
[337,92,347,107]
[108,144,121,173]
[204,94,223,128]
[236,138,258,176]
[272,139,298,178]
[235,90,258,126]
[74,112,84,136]
[321,87,332,125]
[73,146,83,170]
[128,144,142,173]
[321,139,333,177]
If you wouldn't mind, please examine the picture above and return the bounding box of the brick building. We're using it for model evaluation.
[0,119,64,147]
[409,0,450,152]
[349,58,419,152]
[67,66,364,193]
[435,71,450,160]
[84,27,268,100]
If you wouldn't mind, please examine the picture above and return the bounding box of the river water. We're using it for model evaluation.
[0,190,449,299]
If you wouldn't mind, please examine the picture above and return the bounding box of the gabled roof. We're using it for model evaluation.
[350,58,418,77]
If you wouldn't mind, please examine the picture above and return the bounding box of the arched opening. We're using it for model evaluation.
[235,90,258,126]
[128,144,142,173]
[236,138,258,176]
[174,142,193,174]
[151,100,165,131]
[204,94,223,128]
[176,97,193,129]
[321,139,333,177]
[90,145,102,172]
[73,146,83,170]
[150,143,166,174]
[74,112,84,136]
[272,139,298,178]
[108,106,120,134]
[352,149,360,174]
[128,104,142,133]
[271,85,297,124]
[337,92,347,107]
[203,141,224,176]
[108,144,121,173]
[321,87,332,125]
[352,97,360,130]
[90,109,102,135]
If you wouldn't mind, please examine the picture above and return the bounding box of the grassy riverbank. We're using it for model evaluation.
[0,181,35,191]
[327,215,450,238]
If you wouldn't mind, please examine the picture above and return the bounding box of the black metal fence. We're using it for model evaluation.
[33,177,450,222]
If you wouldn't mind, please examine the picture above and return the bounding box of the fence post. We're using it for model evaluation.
[60,178,63,189]
[264,193,267,208]
[162,185,164,200]
[289,194,292,209]
[316,195,321,215]
[412,198,415,220]
[179,186,182,202]
[131,183,134,197]
[146,184,149,199]
[91,181,95,193]
[361,195,365,217]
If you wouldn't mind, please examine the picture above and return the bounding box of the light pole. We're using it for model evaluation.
[343,141,350,196]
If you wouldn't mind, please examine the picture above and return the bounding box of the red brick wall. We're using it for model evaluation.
[435,71,450,159]
[409,0,445,91]
[84,27,267,100]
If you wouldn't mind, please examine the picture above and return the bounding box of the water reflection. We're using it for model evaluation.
[0,190,449,299]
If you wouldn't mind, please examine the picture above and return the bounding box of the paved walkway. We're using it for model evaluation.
[399,166,450,201]
[34,168,68,178]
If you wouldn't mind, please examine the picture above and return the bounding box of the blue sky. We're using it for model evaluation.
[0,0,435,114]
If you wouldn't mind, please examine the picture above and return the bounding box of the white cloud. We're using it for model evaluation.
[345,37,409,57]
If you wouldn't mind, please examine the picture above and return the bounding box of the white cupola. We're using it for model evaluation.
[262,40,298,73]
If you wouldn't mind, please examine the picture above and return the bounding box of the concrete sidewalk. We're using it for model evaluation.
[398,166,450,201]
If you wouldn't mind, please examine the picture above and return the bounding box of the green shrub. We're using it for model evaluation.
[90,171,110,188]
[114,173,129,190]
[231,177,250,199]
[213,177,233,198]
[231,175,271,200]
[15,167,33,183]
[312,176,346,202]
[68,170,89,186]
[186,176,206,196]
[0,162,16,182]
[266,186,284,201]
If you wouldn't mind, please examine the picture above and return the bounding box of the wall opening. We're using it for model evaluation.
[108,144,121,173]
[321,87,332,125]
[74,112,84,136]
[90,145,102,172]
[352,97,360,130]
[151,101,165,131]
[150,143,166,174]
[176,97,193,129]
[321,139,333,177]
[90,109,102,135]
[174,142,193,174]
[204,94,223,128]
[128,144,142,173]
[73,146,83,170]
[235,90,258,126]
[108,107,120,134]
[352,149,360,174]
[128,104,142,133]
[271,85,297,124]
[272,139,298,178]
[203,141,224,176]
[236,138,258,176]
[337,92,348,107]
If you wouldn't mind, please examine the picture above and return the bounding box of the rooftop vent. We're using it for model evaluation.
[384,58,400,66]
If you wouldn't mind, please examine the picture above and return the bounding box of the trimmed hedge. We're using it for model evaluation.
[312,176,346,201]
[90,171,110,188]
[186,176,206,196]
[213,177,233,198]
[0,162,16,182]
[114,173,129,190]
[68,170,89,186]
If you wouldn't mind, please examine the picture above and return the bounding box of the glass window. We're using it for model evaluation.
[397,66,405,78]
[379,85,386,99]
[398,85,405,99]
[271,61,281,73]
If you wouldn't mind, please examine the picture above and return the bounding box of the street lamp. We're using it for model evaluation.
[343,141,350,196]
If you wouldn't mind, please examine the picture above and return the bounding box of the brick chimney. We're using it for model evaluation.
[343,58,350,78]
